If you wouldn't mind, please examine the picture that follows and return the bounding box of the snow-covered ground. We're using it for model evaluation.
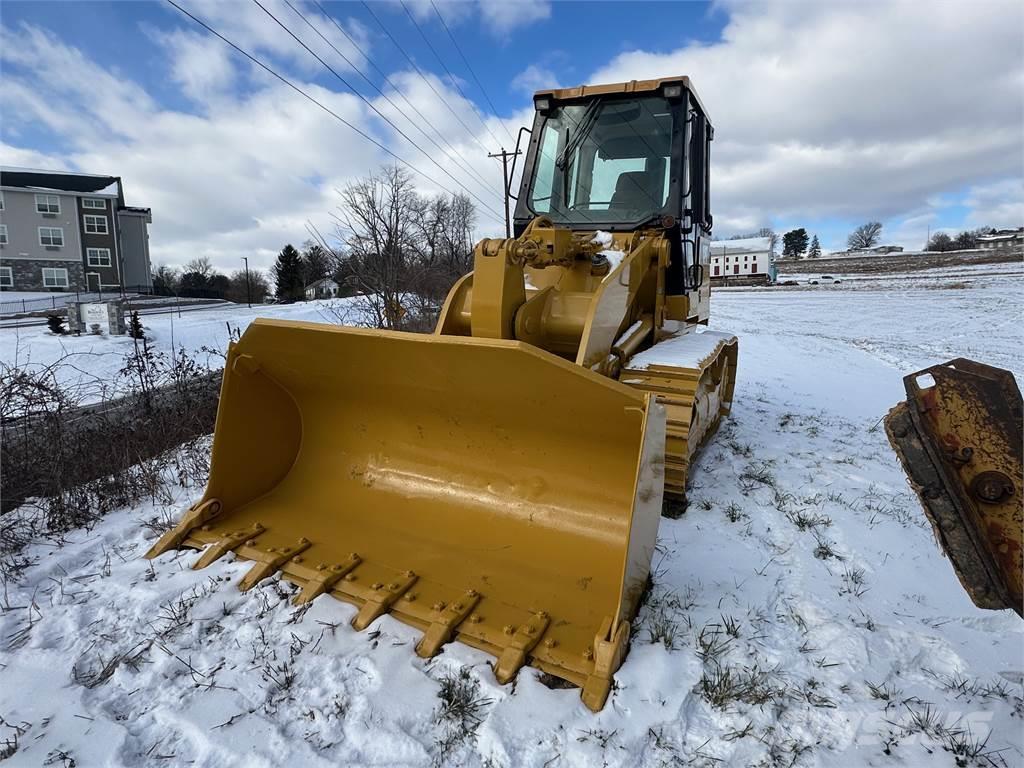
[1,266,1022,767]
[0,298,368,403]
[774,259,1023,287]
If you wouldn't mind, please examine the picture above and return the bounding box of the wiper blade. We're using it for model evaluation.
[556,99,601,206]
[555,99,601,171]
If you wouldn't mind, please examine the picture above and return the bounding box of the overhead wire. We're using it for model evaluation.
[164,0,500,220]
[398,1,507,151]
[252,0,504,219]
[308,0,496,193]
[427,0,516,144]
[359,1,493,157]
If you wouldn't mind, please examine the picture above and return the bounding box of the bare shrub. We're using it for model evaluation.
[1,344,218,555]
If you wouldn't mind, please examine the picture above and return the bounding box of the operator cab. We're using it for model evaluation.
[511,77,713,299]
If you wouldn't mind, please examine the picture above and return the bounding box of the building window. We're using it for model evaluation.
[82,198,107,209]
[0,266,11,287]
[86,247,112,267]
[713,265,720,276]
[0,191,4,210]
[42,267,69,288]
[39,227,64,247]
[35,194,60,214]
[83,215,108,235]
[0,224,7,245]
[752,262,758,273]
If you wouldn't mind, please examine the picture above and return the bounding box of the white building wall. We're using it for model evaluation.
[709,236,773,279]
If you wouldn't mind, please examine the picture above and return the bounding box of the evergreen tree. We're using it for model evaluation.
[273,244,305,301]
[782,228,809,259]
[127,310,145,339]
[46,314,66,335]
[302,243,331,284]
[808,234,822,259]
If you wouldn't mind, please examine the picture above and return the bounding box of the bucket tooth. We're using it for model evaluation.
[494,610,551,684]
[193,523,265,570]
[145,499,221,559]
[293,553,362,605]
[352,570,418,631]
[238,538,312,592]
[580,617,630,712]
[416,589,482,658]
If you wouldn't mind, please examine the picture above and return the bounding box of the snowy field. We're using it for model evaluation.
[773,258,1023,287]
[0,298,368,404]
[1,266,1022,767]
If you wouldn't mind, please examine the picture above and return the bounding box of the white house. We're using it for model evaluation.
[305,277,339,300]
[977,228,1023,251]
[710,236,776,282]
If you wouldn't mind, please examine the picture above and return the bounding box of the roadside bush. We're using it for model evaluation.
[45,314,66,335]
[127,311,145,339]
[1,344,220,548]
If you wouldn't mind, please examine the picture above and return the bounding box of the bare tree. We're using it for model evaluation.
[227,268,270,304]
[413,192,476,300]
[183,256,215,280]
[152,264,179,295]
[847,221,883,249]
[333,165,422,329]
[327,165,477,331]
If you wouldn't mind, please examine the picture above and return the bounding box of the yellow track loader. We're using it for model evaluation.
[148,76,738,711]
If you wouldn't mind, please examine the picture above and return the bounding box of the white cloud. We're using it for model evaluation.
[0,141,72,172]
[963,178,1024,230]
[162,0,370,79]
[589,0,1024,234]
[478,0,550,34]
[405,0,551,35]
[0,21,507,274]
[511,64,560,96]
[152,28,236,104]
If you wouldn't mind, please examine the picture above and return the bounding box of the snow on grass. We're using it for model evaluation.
[0,298,370,404]
[770,258,1024,286]
[1,267,1022,766]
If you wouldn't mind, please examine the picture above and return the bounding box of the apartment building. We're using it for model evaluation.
[0,168,153,292]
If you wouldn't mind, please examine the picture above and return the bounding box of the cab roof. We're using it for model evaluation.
[533,76,709,122]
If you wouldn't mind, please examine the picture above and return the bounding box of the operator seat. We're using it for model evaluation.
[609,170,663,213]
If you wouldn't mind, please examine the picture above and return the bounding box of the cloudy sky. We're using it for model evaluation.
[1,0,1022,272]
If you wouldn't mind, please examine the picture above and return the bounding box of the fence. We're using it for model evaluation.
[0,284,229,317]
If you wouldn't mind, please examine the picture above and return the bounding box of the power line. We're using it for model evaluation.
[399,1,506,151]
[252,0,503,220]
[359,1,492,158]
[394,6,664,226]
[310,0,496,193]
[164,0,492,217]
[429,0,516,145]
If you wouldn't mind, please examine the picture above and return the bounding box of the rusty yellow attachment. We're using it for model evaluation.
[148,318,667,710]
[886,359,1022,616]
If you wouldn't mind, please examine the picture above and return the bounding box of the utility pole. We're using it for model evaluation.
[242,256,252,308]
[488,147,522,238]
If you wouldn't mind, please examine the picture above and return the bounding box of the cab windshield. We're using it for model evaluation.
[527,96,674,226]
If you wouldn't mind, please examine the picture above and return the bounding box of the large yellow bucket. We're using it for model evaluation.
[148,318,666,710]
